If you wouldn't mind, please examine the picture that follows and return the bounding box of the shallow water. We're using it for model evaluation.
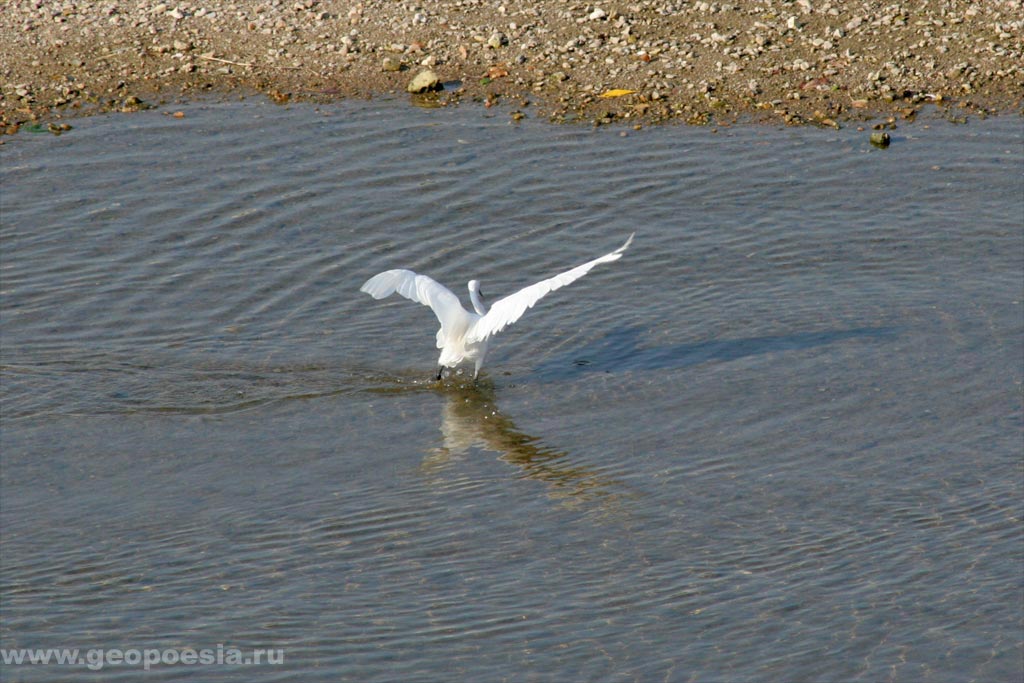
[1,100,1021,682]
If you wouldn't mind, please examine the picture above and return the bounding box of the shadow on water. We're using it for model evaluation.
[534,325,898,378]
[371,379,624,509]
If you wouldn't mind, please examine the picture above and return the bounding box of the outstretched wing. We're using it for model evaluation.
[468,233,634,343]
[360,269,469,347]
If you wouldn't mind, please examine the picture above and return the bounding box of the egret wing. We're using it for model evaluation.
[360,269,468,346]
[468,233,634,342]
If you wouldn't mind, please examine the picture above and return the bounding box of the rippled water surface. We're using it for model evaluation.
[2,100,1021,682]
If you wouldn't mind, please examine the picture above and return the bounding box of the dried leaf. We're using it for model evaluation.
[599,89,636,98]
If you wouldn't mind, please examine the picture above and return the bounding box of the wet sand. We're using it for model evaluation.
[2,0,1022,131]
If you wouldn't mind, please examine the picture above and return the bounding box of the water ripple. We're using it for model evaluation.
[1,102,1020,683]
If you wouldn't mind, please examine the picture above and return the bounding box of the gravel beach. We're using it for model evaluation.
[2,0,1022,130]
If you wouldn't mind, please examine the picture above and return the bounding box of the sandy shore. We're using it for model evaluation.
[2,1,1022,131]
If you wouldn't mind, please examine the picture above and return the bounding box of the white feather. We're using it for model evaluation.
[360,233,634,378]
[468,233,633,342]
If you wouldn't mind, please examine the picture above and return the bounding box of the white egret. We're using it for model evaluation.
[360,233,634,379]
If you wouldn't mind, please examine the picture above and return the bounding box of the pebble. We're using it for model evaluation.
[407,70,441,94]
[0,0,1020,130]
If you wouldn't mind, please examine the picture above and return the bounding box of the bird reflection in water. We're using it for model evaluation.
[420,378,622,509]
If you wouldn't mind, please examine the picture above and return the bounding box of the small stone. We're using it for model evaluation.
[589,8,607,21]
[382,56,402,72]
[407,69,441,93]
[120,95,151,112]
[869,132,891,148]
[487,32,506,49]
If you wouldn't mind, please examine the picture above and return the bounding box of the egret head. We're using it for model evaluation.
[467,280,488,315]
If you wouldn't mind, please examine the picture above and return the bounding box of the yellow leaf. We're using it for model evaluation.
[599,89,636,98]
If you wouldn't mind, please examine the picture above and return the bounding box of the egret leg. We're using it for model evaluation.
[436,366,444,381]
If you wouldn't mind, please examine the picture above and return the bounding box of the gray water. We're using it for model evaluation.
[1,100,1021,682]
